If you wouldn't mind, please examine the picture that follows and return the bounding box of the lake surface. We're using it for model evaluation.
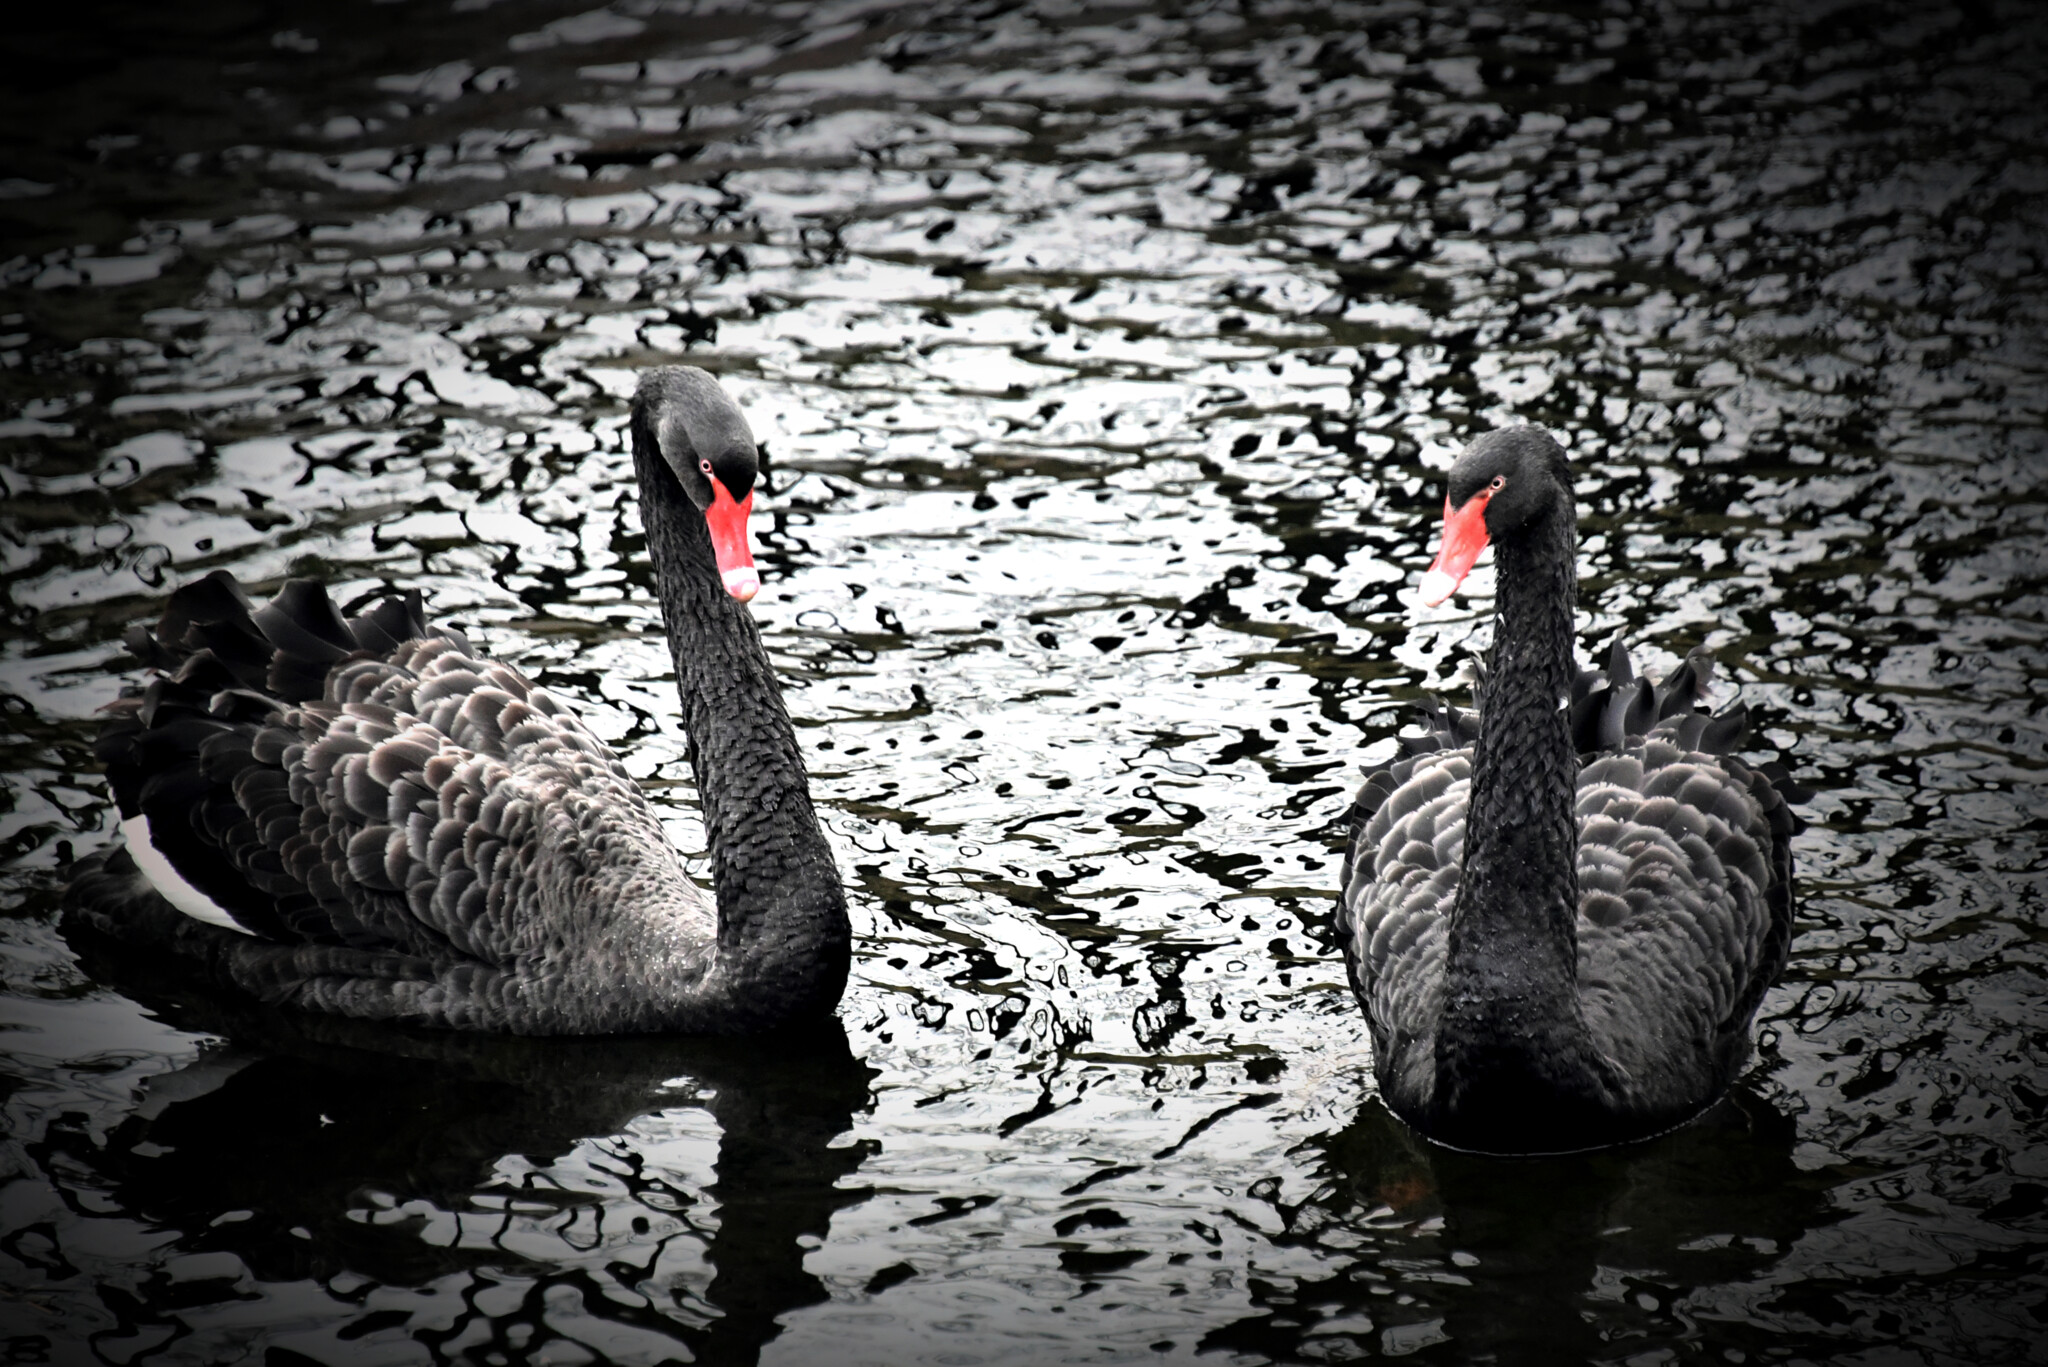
[3,1,2046,1362]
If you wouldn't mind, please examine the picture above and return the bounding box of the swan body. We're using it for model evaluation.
[64,366,849,1035]
[1337,429,1803,1153]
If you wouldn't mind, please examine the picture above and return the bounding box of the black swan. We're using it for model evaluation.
[1337,428,1804,1153]
[63,366,849,1035]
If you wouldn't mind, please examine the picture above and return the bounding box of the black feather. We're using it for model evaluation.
[1337,428,1810,1154]
[66,367,851,1036]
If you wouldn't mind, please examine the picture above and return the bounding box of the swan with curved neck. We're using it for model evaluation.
[1339,428,1801,1152]
[65,366,849,1035]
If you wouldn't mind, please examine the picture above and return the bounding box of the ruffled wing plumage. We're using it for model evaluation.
[68,570,708,1030]
[1337,643,1803,1124]
[1571,738,1794,1114]
[1338,748,1467,1113]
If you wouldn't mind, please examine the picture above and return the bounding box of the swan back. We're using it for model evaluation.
[69,571,725,1033]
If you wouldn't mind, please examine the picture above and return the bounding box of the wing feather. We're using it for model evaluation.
[1341,643,1802,1125]
[89,572,682,980]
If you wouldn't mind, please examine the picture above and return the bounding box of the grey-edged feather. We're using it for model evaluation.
[67,367,848,1036]
[1335,428,1806,1151]
[1338,639,1801,1149]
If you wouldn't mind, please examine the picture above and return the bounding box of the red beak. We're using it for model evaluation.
[1419,490,1492,607]
[704,482,758,602]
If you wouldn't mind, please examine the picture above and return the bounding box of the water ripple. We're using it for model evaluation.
[3,1,2045,1362]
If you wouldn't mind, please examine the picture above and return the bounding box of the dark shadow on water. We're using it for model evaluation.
[1204,1092,1841,1364]
[45,933,878,1365]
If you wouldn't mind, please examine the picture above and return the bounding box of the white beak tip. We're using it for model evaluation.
[722,568,761,602]
[1417,569,1458,608]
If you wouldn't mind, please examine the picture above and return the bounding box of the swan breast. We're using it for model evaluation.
[1338,732,1791,1117]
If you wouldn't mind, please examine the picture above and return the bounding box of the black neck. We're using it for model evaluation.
[1433,486,1615,1138]
[631,420,848,1016]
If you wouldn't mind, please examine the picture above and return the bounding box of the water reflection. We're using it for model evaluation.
[1205,1093,1830,1362]
[30,937,874,1363]
[5,0,2048,1361]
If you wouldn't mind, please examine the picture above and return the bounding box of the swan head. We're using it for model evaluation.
[638,366,763,601]
[1419,427,1570,606]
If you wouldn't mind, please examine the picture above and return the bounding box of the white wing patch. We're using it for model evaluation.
[121,813,256,936]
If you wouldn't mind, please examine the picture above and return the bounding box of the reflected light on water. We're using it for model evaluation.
[2,1,2045,1363]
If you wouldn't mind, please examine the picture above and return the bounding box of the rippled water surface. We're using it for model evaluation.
[4,2,2047,1362]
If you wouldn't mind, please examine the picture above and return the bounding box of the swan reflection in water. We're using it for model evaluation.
[39,945,876,1364]
[1201,1087,1832,1363]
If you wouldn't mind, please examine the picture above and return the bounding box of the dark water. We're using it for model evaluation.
[4,1,2046,1362]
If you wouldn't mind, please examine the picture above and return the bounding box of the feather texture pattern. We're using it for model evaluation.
[1336,428,1805,1152]
[1339,648,1802,1143]
[66,367,848,1035]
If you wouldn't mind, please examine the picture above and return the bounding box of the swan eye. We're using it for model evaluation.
[1488,475,1506,492]
[699,458,714,475]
